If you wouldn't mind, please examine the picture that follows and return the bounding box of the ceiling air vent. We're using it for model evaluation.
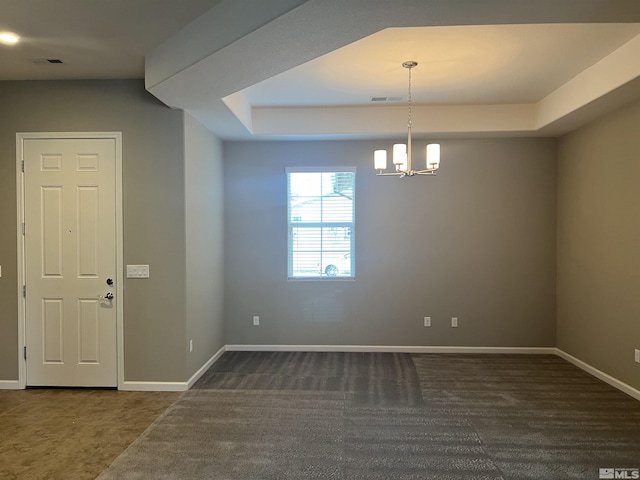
[30,58,63,64]
[370,96,404,102]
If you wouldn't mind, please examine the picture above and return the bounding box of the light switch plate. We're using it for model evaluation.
[126,265,150,278]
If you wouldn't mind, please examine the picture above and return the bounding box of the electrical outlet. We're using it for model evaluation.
[424,316,431,327]
[253,315,260,326]
[635,349,640,364]
[189,339,193,353]
[451,317,458,328]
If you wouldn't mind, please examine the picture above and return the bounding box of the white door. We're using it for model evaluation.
[24,137,117,387]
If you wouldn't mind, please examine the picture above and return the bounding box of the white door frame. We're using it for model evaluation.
[16,132,124,389]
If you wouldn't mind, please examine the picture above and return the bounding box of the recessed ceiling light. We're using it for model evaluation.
[0,32,20,45]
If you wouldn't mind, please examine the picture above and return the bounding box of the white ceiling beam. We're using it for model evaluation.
[145,0,307,90]
[535,34,640,129]
[251,104,536,136]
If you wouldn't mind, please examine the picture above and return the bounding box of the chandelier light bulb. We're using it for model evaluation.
[392,144,406,165]
[426,143,440,169]
[374,150,387,170]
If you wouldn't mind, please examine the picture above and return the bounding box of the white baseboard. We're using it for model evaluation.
[119,345,226,392]
[0,380,21,390]
[120,381,189,392]
[555,348,640,402]
[187,345,226,389]
[225,344,557,355]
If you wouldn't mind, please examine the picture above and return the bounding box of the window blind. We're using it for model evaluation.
[287,168,355,279]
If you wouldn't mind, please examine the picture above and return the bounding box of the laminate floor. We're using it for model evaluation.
[0,388,179,480]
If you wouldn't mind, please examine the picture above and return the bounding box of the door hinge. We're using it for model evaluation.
[24,346,27,360]
[21,160,24,172]
[22,223,25,235]
[23,285,26,298]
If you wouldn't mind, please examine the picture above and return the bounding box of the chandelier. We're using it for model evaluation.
[374,61,441,177]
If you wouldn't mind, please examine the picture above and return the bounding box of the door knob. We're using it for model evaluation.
[100,292,114,300]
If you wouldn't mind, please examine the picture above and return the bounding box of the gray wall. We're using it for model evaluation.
[184,113,225,377]
[8,79,636,392]
[557,98,640,390]
[223,138,557,347]
[0,80,187,382]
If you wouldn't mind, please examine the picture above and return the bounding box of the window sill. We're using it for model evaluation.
[287,277,355,282]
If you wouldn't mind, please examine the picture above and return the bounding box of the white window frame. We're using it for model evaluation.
[286,166,356,280]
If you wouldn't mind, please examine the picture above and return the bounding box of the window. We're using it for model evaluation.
[287,168,355,279]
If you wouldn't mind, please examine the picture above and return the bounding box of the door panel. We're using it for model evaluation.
[42,299,64,363]
[78,299,101,363]
[42,187,63,277]
[77,186,100,276]
[24,138,117,387]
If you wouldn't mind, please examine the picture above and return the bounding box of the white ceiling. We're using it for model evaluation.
[237,24,640,107]
[3,0,640,140]
[0,0,221,79]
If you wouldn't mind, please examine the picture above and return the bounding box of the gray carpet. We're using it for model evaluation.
[413,354,640,479]
[195,351,423,406]
[98,353,640,479]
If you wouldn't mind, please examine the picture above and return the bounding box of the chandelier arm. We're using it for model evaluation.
[377,169,436,177]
